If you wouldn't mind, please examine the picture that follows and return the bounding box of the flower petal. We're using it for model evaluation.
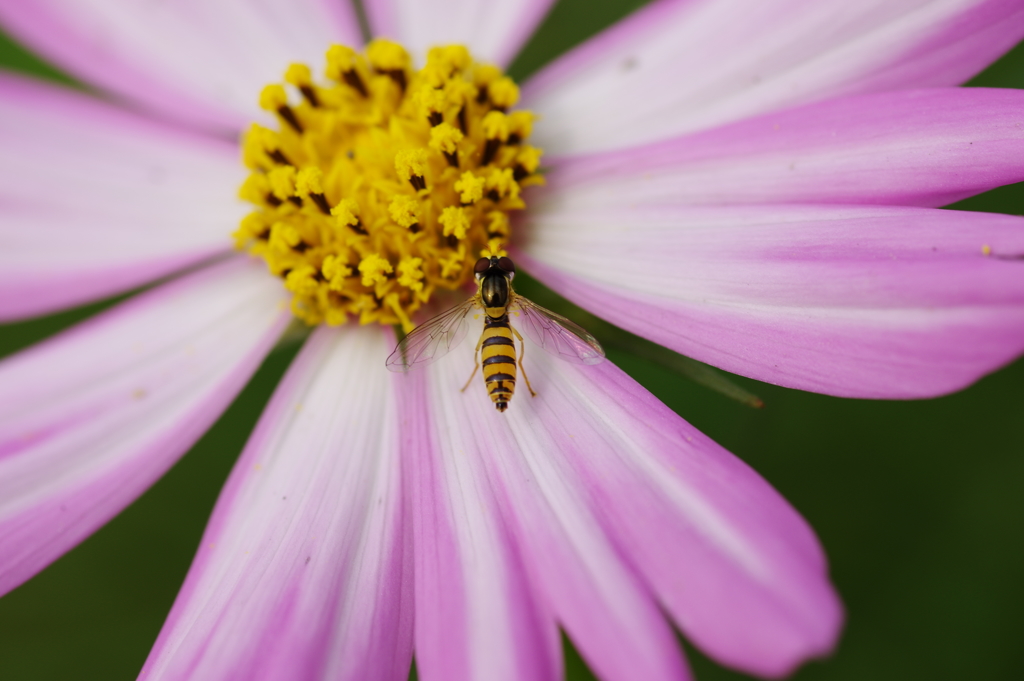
[0,0,362,133]
[420,333,691,681]
[516,203,1024,398]
[142,326,412,681]
[396,366,561,681]
[0,72,243,320]
[423,325,840,677]
[527,359,842,678]
[523,0,1024,155]
[544,88,1024,209]
[363,0,556,67]
[0,257,289,597]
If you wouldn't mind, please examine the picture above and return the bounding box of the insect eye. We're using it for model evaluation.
[497,257,515,275]
[473,257,491,274]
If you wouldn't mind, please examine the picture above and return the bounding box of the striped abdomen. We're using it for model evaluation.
[481,312,516,412]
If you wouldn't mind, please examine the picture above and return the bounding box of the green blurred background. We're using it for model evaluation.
[1,1,1023,679]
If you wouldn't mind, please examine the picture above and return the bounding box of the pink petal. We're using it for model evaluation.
[544,88,1024,209]
[0,257,289,597]
[0,72,243,320]
[515,203,1024,398]
[0,0,362,133]
[142,327,411,681]
[363,0,556,68]
[396,366,561,681]
[419,332,691,681]
[523,0,1024,155]
[422,322,841,677]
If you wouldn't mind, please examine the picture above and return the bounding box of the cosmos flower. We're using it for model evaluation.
[2,1,1024,680]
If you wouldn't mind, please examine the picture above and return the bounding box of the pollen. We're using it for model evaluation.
[234,40,543,330]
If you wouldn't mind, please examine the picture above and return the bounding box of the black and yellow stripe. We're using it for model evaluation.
[481,311,516,412]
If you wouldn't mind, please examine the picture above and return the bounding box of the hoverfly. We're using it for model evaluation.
[386,255,605,412]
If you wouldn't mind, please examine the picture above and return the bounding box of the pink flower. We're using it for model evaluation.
[2,1,1024,681]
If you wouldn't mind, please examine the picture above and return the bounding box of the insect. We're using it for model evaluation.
[386,255,605,412]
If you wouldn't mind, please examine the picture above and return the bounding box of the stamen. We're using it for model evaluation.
[367,40,410,93]
[430,123,463,168]
[456,172,485,205]
[359,254,393,287]
[389,195,422,234]
[481,111,509,166]
[343,70,369,97]
[440,206,470,240]
[487,77,519,111]
[326,45,369,97]
[396,149,429,192]
[296,168,331,215]
[285,63,320,107]
[474,64,501,103]
[236,41,544,329]
[397,257,426,292]
[259,84,304,133]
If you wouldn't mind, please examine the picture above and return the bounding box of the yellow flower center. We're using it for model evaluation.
[233,41,543,331]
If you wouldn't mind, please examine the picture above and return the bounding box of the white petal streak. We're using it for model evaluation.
[398,352,561,681]
[0,257,289,596]
[0,0,363,132]
[524,0,1024,155]
[0,73,242,320]
[143,326,412,681]
[424,334,691,681]
[438,337,840,677]
[364,0,556,67]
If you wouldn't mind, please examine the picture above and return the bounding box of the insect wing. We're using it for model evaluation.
[385,299,475,372]
[511,297,605,365]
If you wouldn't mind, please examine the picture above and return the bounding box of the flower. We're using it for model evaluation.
[2,2,1024,681]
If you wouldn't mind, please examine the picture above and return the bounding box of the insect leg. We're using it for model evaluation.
[460,334,485,392]
[510,325,537,397]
